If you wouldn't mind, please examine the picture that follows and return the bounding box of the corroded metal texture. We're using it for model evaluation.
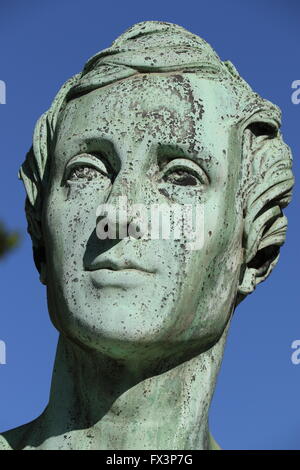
[0,21,294,450]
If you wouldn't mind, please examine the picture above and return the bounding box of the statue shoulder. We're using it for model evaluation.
[209,432,221,450]
[0,413,47,450]
[0,433,12,450]
[0,422,33,450]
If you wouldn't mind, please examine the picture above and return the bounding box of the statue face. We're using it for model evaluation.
[43,73,244,363]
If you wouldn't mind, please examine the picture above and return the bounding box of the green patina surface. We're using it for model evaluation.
[0,21,294,450]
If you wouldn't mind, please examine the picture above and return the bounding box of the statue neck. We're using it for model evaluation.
[31,331,228,450]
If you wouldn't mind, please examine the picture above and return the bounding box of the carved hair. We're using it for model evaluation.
[19,21,294,295]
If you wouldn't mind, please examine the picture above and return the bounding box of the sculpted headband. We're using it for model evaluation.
[66,21,237,101]
[65,21,280,126]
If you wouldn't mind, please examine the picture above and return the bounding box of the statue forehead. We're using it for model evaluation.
[61,73,235,135]
[55,73,236,171]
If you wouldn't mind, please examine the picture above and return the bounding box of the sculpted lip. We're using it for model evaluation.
[85,256,156,288]
[85,257,156,275]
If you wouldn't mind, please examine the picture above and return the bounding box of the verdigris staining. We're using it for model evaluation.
[0,21,294,450]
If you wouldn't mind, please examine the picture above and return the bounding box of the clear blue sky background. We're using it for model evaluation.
[0,0,299,450]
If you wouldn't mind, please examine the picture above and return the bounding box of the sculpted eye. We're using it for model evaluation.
[164,169,198,186]
[69,165,106,181]
[161,158,209,187]
[65,153,113,183]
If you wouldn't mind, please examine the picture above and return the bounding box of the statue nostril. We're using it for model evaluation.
[131,224,141,239]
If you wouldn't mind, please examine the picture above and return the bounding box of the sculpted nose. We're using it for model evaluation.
[108,170,140,209]
[95,171,145,240]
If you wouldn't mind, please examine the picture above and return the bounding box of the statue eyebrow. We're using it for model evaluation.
[156,143,211,168]
[58,134,121,173]
[58,130,212,175]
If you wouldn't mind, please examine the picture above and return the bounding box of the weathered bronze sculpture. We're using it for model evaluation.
[0,21,294,450]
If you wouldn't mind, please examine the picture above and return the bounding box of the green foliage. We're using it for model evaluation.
[0,222,19,258]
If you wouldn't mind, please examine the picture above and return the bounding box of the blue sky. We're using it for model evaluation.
[0,0,299,450]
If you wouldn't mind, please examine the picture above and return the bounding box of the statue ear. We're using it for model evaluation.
[238,123,294,297]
